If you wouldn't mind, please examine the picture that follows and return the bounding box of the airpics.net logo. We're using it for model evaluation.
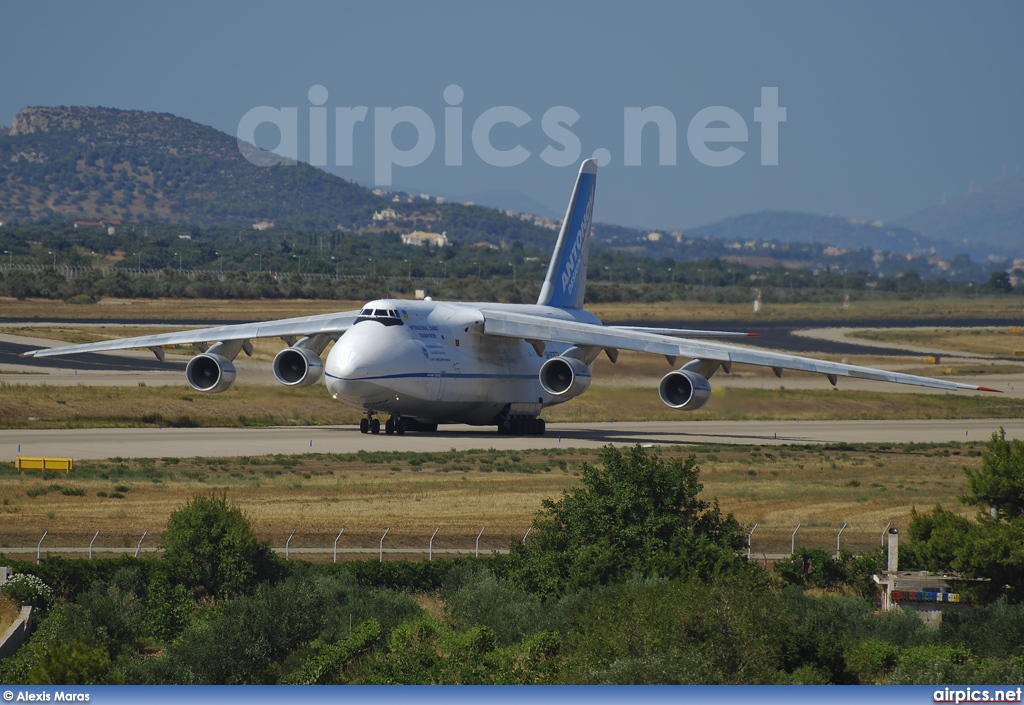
[236,85,786,186]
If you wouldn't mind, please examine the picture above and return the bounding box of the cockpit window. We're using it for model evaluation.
[355,307,405,326]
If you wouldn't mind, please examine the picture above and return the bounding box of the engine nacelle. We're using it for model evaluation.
[186,353,236,393]
[273,346,324,387]
[539,356,592,398]
[658,368,712,410]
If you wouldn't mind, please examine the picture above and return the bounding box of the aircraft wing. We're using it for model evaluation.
[609,325,759,338]
[480,309,1000,393]
[21,309,361,359]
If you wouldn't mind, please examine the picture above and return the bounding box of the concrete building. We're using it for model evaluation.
[401,230,449,248]
[872,528,975,628]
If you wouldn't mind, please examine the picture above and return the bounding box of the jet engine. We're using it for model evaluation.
[539,356,592,398]
[658,368,712,410]
[186,353,237,393]
[273,346,325,387]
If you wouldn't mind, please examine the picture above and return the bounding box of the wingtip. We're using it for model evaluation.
[745,333,762,337]
[976,386,1003,393]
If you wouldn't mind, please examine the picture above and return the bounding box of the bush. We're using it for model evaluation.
[504,445,746,596]
[1,573,55,610]
[124,571,420,684]
[162,493,281,600]
[443,565,573,646]
[563,573,806,684]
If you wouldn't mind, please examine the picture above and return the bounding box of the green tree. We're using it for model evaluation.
[162,493,280,600]
[504,445,746,596]
[963,428,1024,519]
[905,430,1024,603]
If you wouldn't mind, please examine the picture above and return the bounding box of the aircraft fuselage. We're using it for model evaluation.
[325,298,600,425]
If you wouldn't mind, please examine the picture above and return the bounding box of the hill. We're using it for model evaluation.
[0,106,555,247]
[898,174,1024,256]
[682,211,948,257]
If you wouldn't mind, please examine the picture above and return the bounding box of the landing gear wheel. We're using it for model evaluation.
[385,417,395,435]
[395,418,406,436]
[359,418,369,434]
[537,419,546,436]
[370,418,381,435]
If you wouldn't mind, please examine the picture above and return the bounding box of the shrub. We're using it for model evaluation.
[1,573,55,610]
[162,493,280,600]
[504,445,746,596]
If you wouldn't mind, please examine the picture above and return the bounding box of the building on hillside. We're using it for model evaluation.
[372,208,399,221]
[252,221,275,231]
[401,230,449,248]
[74,219,122,234]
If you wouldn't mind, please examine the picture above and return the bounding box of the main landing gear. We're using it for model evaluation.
[384,416,406,436]
[499,415,546,436]
[359,414,438,435]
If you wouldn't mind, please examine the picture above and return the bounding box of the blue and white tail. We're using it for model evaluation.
[536,158,597,309]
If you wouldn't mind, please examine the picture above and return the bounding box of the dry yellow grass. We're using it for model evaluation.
[851,327,1024,358]
[0,592,20,633]
[1,382,1021,430]
[0,383,363,429]
[0,297,363,321]
[0,324,330,363]
[2,295,1022,324]
[586,297,1024,323]
[0,442,987,559]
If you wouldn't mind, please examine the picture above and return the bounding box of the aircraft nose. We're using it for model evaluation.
[332,345,369,379]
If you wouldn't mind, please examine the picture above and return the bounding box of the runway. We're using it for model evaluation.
[2,418,1021,460]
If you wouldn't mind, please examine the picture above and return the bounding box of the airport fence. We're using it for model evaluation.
[0,521,895,565]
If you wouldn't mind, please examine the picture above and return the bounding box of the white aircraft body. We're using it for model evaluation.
[24,159,999,435]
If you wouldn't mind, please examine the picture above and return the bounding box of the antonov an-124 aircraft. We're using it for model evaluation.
[24,159,999,435]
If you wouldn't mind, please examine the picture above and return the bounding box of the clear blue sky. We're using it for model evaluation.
[3,1,1022,231]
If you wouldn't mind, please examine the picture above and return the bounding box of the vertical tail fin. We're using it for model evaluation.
[536,158,598,309]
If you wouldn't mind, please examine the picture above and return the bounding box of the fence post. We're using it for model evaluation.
[37,531,47,564]
[747,523,758,560]
[791,523,801,556]
[475,526,485,558]
[333,529,344,564]
[836,523,848,559]
[880,522,891,547]
[379,528,390,563]
[135,530,148,558]
[285,529,296,561]
[89,531,99,560]
[429,527,439,561]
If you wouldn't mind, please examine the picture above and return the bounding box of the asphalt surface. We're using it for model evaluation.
[3,419,1021,460]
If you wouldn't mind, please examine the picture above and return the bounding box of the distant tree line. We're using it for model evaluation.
[0,221,1017,305]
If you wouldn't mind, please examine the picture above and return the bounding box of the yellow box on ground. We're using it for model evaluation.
[15,457,73,472]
